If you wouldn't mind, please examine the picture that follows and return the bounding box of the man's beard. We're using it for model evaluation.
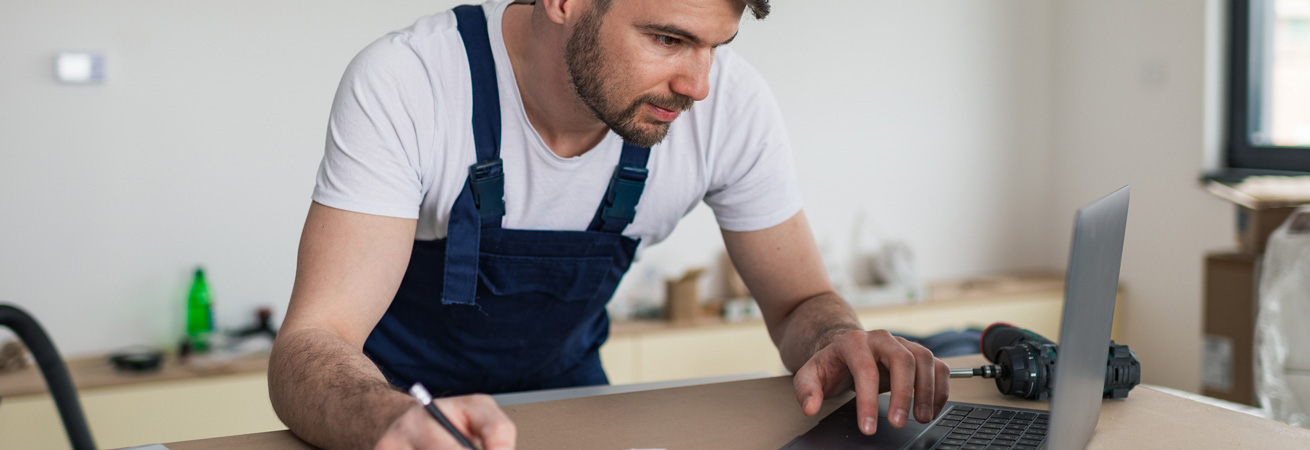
[565,6,694,148]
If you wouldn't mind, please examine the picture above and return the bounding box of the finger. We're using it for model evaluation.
[419,424,465,450]
[792,361,828,417]
[373,432,408,450]
[933,358,951,417]
[383,405,464,450]
[833,331,882,436]
[445,395,517,450]
[871,331,915,429]
[897,338,937,424]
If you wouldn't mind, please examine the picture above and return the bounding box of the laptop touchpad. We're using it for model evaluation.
[780,395,934,450]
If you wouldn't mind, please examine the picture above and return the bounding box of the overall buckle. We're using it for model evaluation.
[603,165,649,223]
[467,158,505,218]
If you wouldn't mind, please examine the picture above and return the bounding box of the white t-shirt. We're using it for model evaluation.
[312,0,803,253]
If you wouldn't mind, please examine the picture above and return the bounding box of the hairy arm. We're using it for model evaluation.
[721,211,860,371]
[724,210,948,435]
[270,328,414,449]
[270,202,514,450]
[268,202,417,448]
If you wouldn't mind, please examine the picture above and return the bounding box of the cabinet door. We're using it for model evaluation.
[857,292,1123,344]
[0,372,282,449]
[600,290,1120,385]
[600,334,638,385]
[637,325,785,383]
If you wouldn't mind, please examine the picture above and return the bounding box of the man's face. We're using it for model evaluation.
[565,0,743,147]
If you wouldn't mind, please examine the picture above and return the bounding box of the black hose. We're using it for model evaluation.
[0,304,97,450]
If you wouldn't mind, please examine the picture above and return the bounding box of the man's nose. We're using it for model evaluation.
[670,50,712,102]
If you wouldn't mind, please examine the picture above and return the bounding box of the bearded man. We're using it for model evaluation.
[268,1,950,448]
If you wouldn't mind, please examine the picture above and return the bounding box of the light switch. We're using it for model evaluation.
[55,52,106,84]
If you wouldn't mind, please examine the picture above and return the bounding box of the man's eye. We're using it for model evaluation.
[655,35,681,47]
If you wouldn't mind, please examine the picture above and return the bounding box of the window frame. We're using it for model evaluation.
[1226,0,1310,173]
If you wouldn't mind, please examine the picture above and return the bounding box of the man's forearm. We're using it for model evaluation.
[773,292,864,372]
[269,328,412,450]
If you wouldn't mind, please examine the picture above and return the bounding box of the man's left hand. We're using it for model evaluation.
[792,329,950,435]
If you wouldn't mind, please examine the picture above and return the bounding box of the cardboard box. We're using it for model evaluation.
[665,268,705,324]
[1202,252,1260,405]
[1207,180,1310,253]
[1237,206,1299,253]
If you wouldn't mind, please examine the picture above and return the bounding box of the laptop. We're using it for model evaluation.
[781,186,1130,450]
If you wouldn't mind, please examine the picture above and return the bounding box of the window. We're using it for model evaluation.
[1227,0,1310,174]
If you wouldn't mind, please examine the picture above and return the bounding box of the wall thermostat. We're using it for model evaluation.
[55,52,106,84]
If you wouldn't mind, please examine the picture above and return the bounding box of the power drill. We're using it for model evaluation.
[948,322,1141,401]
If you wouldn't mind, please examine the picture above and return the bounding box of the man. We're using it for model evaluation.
[269,0,951,448]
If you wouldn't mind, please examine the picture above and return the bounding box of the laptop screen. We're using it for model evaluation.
[1045,186,1130,449]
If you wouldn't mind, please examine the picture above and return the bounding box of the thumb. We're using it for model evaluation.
[444,395,517,450]
[793,364,827,416]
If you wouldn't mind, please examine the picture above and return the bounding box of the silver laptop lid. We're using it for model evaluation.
[1045,186,1130,449]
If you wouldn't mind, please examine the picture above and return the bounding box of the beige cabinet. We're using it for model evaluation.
[602,288,1123,385]
[0,370,283,449]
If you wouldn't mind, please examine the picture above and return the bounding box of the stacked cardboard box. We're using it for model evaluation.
[1202,179,1310,405]
[1201,252,1258,404]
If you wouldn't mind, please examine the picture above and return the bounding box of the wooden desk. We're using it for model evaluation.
[161,355,1310,450]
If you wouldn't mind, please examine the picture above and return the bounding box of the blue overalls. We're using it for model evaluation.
[362,5,652,396]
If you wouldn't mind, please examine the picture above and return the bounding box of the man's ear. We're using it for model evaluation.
[540,0,583,26]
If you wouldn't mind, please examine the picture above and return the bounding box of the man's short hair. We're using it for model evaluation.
[592,0,771,20]
[736,0,771,20]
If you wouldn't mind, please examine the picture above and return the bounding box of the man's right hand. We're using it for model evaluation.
[375,394,516,450]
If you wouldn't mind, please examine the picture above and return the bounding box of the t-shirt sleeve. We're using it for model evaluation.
[312,33,434,219]
[702,51,804,232]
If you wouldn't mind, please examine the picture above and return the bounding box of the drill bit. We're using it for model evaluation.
[949,364,1002,379]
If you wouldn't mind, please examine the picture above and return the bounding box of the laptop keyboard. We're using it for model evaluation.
[925,405,1048,450]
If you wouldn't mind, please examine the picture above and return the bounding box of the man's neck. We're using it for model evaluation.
[502,3,610,159]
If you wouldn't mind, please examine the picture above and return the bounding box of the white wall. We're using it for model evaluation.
[1046,0,1232,392]
[5,0,1054,361]
[0,0,455,356]
[621,0,1056,308]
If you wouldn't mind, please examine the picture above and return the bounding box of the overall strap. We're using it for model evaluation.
[443,4,505,306]
[455,4,505,221]
[587,142,652,234]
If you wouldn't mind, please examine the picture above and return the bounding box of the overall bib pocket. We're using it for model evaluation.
[477,254,614,302]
